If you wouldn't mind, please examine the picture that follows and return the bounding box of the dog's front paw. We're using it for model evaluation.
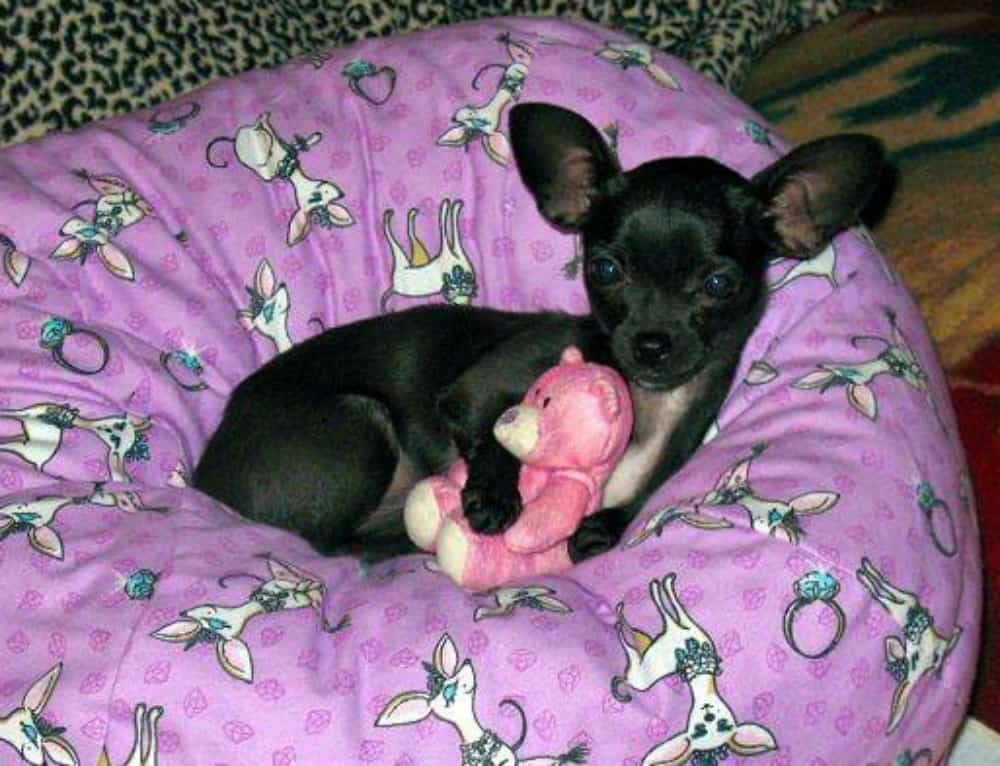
[461,478,521,535]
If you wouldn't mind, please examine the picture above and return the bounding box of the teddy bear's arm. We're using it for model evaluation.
[504,475,593,554]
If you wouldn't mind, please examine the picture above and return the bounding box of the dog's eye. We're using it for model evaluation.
[704,272,736,298]
[588,257,623,285]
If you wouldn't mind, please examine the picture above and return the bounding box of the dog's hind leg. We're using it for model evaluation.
[194,394,410,559]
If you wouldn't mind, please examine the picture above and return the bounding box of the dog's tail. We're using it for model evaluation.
[499,698,527,752]
[329,498,418,564]
[333,533,418,564]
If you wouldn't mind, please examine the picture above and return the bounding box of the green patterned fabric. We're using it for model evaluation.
[0,0,889,148]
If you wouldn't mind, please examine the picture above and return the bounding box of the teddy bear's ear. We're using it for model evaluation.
[561,346,584,364]
[590,378,621,418]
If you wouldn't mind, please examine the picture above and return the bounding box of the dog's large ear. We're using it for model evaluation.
[510,103,622,230]
[753,134,885,258]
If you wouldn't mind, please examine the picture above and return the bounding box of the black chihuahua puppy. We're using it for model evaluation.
[193,103,883,563]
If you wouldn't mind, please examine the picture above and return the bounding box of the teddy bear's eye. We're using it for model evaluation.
[542,397,551,409]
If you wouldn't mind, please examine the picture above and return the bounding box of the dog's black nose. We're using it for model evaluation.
[634,333,672,364]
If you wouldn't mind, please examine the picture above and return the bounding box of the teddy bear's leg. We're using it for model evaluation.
[436,518,510,590]
[436,516,574,591]
[404,481,446,551]
[404,477,459,551]
[403,460,468,551]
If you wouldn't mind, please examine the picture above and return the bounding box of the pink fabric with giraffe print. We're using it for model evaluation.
[0,16,980,766]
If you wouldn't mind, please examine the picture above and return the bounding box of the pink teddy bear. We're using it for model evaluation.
[403,346,633,591]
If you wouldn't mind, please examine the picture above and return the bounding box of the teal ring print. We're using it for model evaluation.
[160,349,208,392]
[889,748,934,766]
[782,570,846,659]
[342,59,397,106]
[148,102,201,135]
[124,568,161,600]
[38,316,109,376]
[916,482,957,557]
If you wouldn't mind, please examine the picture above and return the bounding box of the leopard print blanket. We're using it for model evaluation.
[1,0,890,148]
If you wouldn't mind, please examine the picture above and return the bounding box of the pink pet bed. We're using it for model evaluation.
[0,17,979,766]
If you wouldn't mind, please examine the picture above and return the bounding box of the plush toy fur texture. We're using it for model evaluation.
[404,346,633,590]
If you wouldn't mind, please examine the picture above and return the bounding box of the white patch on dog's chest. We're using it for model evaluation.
[602,373,709,508]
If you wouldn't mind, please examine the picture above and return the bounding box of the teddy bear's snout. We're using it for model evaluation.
[493,404,540,459]
[498,407,519,425]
